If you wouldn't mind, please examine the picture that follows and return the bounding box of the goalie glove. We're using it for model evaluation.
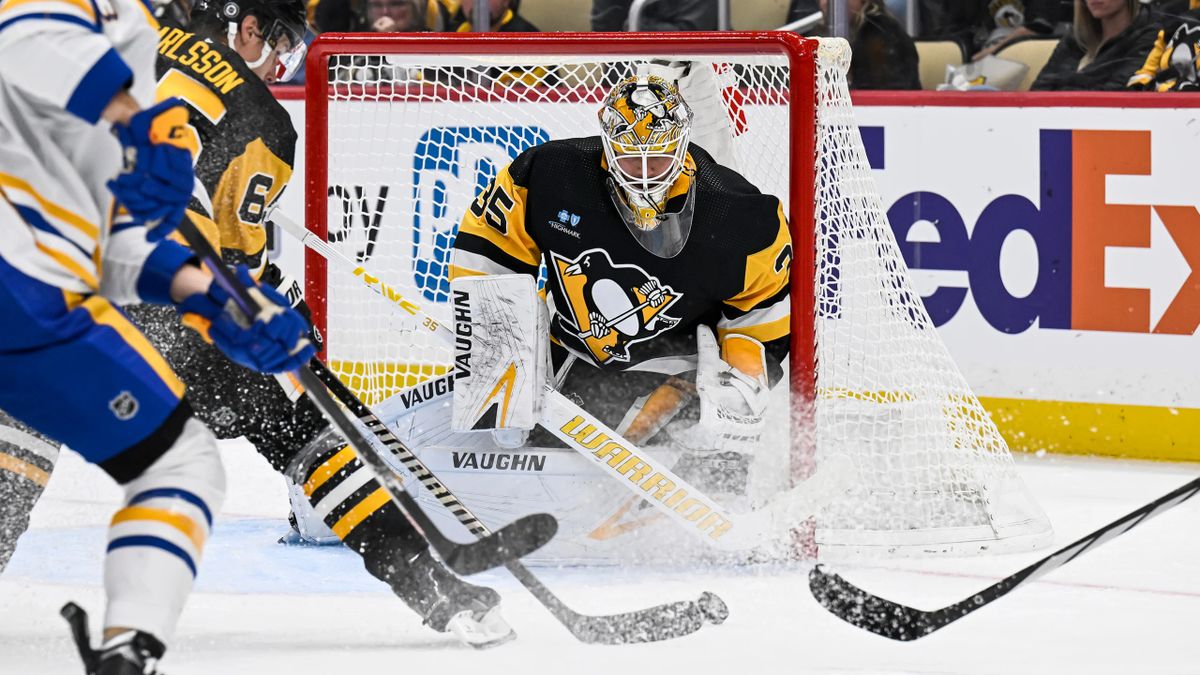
[693,325,770,450]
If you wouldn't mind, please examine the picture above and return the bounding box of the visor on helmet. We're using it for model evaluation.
[233,14,307,82]
[263,20,307,82]
[605,174,696,259]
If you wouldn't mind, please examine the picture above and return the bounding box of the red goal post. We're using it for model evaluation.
[302,31,819,472]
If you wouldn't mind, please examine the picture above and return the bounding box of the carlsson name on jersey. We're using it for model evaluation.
[559,415,732,540]
[452,289,472,380]
[451,451,547,472]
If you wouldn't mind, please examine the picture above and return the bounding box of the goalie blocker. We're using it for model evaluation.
[451,275,550,447]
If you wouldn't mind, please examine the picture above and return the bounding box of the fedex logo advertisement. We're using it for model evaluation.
[864,127,1200,336]
[855,104,1200,409]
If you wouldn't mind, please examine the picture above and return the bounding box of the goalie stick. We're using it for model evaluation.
[176,216,557,576]
[809,476,1200,641]
[308,358,728,643]
[276,211,849,552]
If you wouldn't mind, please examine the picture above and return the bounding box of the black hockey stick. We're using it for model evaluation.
[809,476,1200,641]
[176,217,556,576]
[308,359,730,645]
[60,603,100,672]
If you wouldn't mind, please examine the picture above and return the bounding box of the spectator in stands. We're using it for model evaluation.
[1127,0,1200,90]
[790,0,1067,59]
[447,0,540,31]
[1031,0,1159,89]
[815,0,921,89]
[314,0,445,32]
[592,0,717,31]
[971,0,1065,60]
[365,0,425,31]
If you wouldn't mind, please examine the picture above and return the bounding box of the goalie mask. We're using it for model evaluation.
[599,74,696,259]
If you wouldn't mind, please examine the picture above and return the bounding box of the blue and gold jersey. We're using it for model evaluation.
[0,0,168,303]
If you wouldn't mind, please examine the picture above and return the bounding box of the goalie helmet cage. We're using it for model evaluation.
[302,32,1052,559]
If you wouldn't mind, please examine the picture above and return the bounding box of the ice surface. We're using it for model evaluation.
[2,442,1197,674]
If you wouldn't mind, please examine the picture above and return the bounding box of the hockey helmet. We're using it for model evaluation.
[194,0,308,81]
[598,72,696,258]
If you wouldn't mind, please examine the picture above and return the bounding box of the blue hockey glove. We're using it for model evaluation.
[178,266,316,374]
[107,98,195,242]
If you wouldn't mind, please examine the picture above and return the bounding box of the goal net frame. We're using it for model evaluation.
[301,32,1051,560]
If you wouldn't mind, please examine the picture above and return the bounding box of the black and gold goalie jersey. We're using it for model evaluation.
[155,24,296,274]
[450,138,792,384]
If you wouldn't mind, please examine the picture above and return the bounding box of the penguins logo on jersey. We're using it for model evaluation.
[550,248,682,364]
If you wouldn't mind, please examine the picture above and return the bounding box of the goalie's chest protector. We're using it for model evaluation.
[512,138,784,372]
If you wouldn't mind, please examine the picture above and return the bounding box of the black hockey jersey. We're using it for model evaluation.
[450,138,792,384]
[154,25,296,273]
[1127,5,1200,91]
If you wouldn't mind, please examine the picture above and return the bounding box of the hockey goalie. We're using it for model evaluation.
[305,69,805,563]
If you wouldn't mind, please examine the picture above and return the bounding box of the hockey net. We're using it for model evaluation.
[303,33,1052,559]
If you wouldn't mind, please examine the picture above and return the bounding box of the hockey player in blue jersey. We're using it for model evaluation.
[0,0,315,670]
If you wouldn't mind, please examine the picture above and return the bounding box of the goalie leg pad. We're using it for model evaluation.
[451,274,549,437]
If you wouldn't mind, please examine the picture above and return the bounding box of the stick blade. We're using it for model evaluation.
[570,592,728,645]
[443,512,558,576]
[808,565,940,642]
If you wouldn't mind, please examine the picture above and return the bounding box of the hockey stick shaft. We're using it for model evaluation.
[177,217,554,576]
[810,475,1200,641]
[308,357,727,644]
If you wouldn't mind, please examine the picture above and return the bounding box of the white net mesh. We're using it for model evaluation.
[809,40,1050,557]
[310,36,1052,559]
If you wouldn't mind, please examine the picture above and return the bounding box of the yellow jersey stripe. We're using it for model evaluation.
[303,446,356,496]
[457,167,540,268]
[331,487,390,539]
[0,452,50,486]
[724,202,791,312]
[35,241,98,289]
[111,505,206,550]
[0,173,99,241]
[0,0,96,21]
[717,313,790,345]
[157,69,226,123]
[447,264,487,280]
[82,296,186,398]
